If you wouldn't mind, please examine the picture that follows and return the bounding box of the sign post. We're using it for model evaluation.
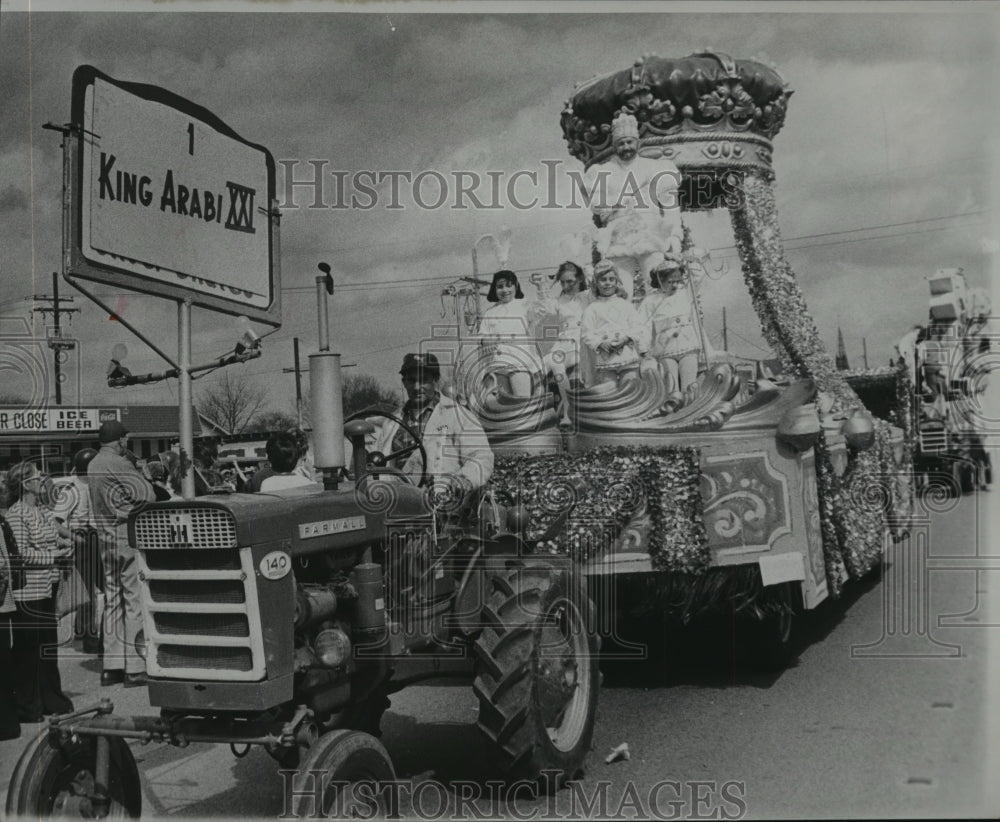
[178,300,194,498]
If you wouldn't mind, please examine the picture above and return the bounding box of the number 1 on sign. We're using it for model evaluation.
[187,122,194,155]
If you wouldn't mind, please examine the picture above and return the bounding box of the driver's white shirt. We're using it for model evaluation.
[370,396,494,489]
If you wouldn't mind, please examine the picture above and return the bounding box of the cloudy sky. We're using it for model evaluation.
[1,1,997,418]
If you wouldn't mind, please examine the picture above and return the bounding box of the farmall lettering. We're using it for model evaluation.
[96,152,256,235]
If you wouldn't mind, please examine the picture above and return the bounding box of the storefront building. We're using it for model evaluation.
[0,405,222,475]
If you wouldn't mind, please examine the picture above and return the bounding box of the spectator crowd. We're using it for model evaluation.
[0,420,319,741]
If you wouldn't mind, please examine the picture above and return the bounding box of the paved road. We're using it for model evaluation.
[2,490,997,819]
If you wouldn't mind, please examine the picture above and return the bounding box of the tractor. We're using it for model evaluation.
[6,394,600,818]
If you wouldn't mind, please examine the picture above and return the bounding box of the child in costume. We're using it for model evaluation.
[639,255,702,400]
[580,261,649,387]
[477,270,544,398]
[531,260,593,388]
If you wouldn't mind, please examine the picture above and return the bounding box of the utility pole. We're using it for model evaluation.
[862,337,869,369]
[722,307,728,352]
[32,271,80,405]
[835,326,850,371]
[282,337,304,427]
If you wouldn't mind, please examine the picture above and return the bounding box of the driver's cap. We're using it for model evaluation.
[400,352,440,380]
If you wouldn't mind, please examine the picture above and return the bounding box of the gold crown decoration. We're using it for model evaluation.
[560,51,793,176]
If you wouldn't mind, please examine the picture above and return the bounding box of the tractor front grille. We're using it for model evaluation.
[157,645,254,672]
[153,612,250,638]
[148,580,246,604]
[138,544,266,682]
[134,507,237,550]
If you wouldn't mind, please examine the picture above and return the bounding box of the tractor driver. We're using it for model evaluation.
[370,353,494,506]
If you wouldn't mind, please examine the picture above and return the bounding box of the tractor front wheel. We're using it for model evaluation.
[473,562,599,793]
[5,729,142,818]
[289,729,397,818]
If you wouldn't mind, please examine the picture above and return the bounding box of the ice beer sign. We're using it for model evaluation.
[0,408,118,434]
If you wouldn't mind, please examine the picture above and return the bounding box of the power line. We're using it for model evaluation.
[56,208,989,307]
[708,209,988,256]
[725,327,773,356]
[710,214,987,261]
[776,209,987,244]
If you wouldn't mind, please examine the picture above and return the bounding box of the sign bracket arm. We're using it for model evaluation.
[63,274,181,371]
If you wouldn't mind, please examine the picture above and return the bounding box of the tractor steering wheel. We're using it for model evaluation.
[345,409,429,487]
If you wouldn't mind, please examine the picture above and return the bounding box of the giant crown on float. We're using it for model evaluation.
[560,51,792,178]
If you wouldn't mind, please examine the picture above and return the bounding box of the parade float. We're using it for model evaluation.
[891,267,992,494]
[455,52,915,664]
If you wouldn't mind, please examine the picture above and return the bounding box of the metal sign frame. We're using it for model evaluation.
[66,65,281,327]
[58,66,282,497]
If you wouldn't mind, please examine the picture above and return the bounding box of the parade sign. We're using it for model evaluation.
[69,66,280,326]
[0,407,119,435]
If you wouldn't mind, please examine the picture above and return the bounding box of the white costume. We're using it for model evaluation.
[580,296,651,380]
[477,299,545,377]
[639,290,700,359]
[584,113,683,298]
[531,290,594,373]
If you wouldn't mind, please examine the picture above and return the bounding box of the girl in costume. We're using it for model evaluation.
[531,260,593,388]
[580,261,649,387]
[639,255,702,399]
[477,270,544,398]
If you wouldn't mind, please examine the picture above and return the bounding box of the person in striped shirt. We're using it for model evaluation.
[0,512,21,739]
[5,460,75,721]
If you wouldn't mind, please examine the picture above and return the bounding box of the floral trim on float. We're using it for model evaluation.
[471,51,914,613]
[488,446,709,574]
[843,362,917,541]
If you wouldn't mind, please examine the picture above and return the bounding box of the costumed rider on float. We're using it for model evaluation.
[586,111,683,300]
[369,352,495,515]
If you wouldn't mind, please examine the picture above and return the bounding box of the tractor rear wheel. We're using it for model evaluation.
[473,562,599,793]
[5,730,142,818]
[290,729,397,818]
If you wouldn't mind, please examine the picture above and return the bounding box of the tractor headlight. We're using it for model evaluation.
[314,627,351,669]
